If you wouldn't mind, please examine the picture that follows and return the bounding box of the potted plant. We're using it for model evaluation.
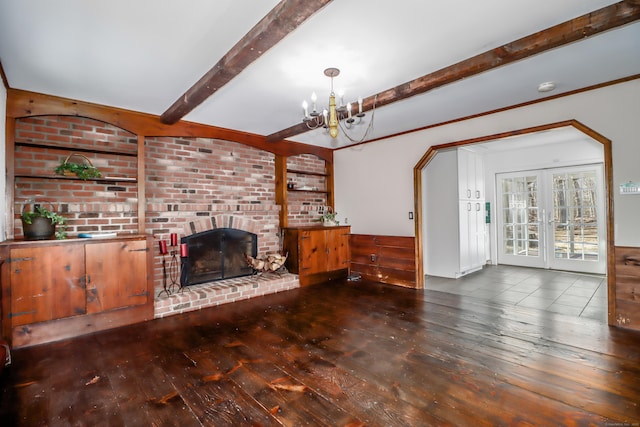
[318,207,339,226]
[54,153,102,180]
[21,203,67,240]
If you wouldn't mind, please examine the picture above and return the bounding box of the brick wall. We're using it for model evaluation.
[14,116,139,237]
[145,136,286,290]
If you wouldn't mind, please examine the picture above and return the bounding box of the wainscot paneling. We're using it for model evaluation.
[614,246,640,331]
[350,234,416,288]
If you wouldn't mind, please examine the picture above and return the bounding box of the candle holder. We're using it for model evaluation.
[157,233,182,297]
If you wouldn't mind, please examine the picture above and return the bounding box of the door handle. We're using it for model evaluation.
[624,256,640,266]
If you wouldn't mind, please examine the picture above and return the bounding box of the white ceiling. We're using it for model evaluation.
[1,0,638,149]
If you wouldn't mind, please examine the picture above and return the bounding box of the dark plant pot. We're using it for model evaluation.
[22,217,55,240]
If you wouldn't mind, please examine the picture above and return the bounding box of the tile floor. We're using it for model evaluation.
[424,264,607,322]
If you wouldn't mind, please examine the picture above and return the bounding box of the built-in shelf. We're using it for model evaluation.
[15,174,137,183]
[286,169,328,177]
[288,189,329,194]
[15,141,138,157]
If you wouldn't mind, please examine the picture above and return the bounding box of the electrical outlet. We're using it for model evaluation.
[345,217,348,224]
[408,212,414,220]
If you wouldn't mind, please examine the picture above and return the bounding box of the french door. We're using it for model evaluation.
[497,164,605,274]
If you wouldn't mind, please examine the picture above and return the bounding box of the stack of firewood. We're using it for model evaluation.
[245,252,288,274]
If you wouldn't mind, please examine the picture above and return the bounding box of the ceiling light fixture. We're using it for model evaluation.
[537,81,556,93]
[301,67,375,142]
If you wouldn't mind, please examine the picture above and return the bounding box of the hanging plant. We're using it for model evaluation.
[54,153,102,180]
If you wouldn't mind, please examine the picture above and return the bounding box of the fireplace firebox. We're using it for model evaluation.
[180,228,257,287]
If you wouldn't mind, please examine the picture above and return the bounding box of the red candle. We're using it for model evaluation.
[180,243,188,257]
[170,233,178,246]
[159,240,168,255]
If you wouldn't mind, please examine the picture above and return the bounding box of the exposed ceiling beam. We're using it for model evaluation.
[266,0,640,143]
[160,0,332,125]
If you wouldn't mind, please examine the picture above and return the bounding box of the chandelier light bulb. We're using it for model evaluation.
[302,100,309,118]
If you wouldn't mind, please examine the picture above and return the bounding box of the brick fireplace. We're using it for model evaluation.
[13,116,328,319]
[153,213,299,319]
[145,136,325,318]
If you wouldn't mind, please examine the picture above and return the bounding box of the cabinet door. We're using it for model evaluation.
[472,202,486,268]
[458,149,485,200]
[10,245,86,326]
[459,201,473,273]
[457,149,473,199]
[299,230,327,275]
[326,228,350,271]
[86,240,148,313]
[473,154,485,200]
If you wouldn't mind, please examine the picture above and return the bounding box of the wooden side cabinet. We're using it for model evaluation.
[283,225,350,286]
[0,235,154,348]
[615,246,640,330]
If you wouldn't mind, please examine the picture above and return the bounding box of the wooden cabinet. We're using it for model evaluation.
[0,235,153,348]
[350,234,416,288]
[9,244,86,326]
[283,226,350,286]
[614,246,640,330]
[85,239,149,313]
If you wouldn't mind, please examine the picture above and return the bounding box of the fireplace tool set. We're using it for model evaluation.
[157,233,188,297]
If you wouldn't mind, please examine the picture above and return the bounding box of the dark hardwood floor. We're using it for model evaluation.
[1,278,639,426]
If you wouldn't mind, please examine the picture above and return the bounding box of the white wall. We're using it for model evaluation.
[334,79,640,246]
[0,84,6,242]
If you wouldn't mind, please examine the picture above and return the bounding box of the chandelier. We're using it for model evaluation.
[301,67,374,142]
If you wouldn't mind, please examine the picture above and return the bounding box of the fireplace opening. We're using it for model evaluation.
[180,228,257,287]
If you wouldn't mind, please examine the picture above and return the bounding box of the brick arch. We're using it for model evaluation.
[184,214,261,235]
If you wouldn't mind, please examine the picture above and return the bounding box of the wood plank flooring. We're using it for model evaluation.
[1,279,639,426]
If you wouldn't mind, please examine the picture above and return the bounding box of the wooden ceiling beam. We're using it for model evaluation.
[266,1,640,143]
[160,0,332,125]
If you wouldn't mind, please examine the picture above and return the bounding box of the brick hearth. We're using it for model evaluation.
[154,272,300,318]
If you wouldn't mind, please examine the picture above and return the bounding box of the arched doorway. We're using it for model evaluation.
[413,120,615,325]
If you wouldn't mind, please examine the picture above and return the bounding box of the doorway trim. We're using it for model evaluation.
[413,119,615,325]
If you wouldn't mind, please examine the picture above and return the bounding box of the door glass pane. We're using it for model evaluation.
[499,175,539,259]
[551,170,599,262]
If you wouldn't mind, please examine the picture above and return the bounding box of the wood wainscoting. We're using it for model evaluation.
[614,246,640,331]
[350,234,416,288]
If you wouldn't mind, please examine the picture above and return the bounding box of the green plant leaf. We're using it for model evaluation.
[54,162,102,180]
